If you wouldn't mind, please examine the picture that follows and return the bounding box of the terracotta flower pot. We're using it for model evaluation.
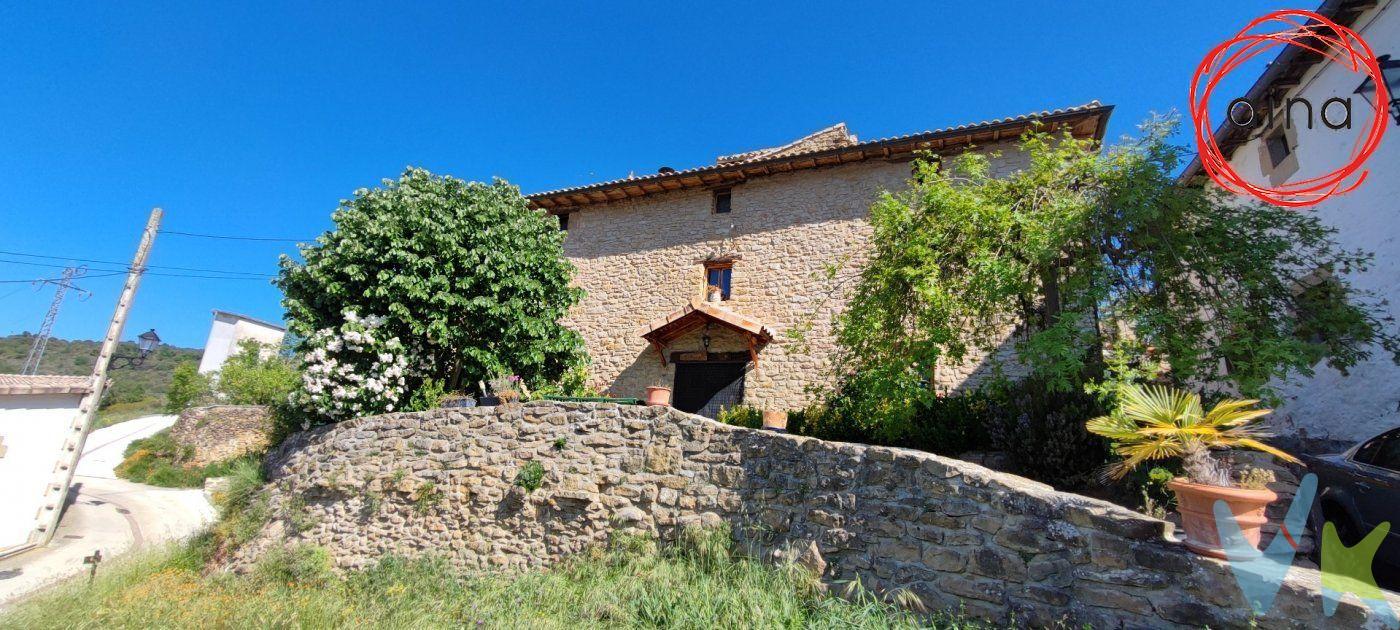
[1167,478,1277,559]
[645,386,672,406]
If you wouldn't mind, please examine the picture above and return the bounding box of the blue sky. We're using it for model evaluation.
[0,0,1296,350]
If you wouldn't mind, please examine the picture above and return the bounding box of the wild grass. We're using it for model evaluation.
[0,525,998,629]
[93,397,164,429]
[113,429,254,488]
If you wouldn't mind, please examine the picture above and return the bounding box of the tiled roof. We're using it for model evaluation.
[528,101,1112,210]
[641,297,775,346]
[0,374,94,395]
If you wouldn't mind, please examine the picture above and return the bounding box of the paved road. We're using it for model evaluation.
[0,415,216,609]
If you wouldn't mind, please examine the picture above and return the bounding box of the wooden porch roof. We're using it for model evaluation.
[640,298,774,366]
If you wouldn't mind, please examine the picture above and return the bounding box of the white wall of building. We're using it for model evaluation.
[1224,1,1400,449]
[0,393,84,551]
[197,311,286,374]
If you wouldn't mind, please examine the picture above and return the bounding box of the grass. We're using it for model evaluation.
[0,524,997,629]
[93,397,165,430]
[114,429,254,488]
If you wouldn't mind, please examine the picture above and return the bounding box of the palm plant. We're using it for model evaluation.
[1085,385,1298,485]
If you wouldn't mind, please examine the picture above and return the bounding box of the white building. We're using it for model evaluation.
[1183,0,1400,451]
[0,374,93,555]
[196,310,287,374]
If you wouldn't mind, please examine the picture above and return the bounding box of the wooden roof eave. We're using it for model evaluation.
[533,105,1113,212]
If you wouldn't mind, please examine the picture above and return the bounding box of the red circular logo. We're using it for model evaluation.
[1189,9,1389,208]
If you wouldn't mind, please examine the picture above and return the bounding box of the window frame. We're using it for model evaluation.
[704,261,733,300]
[1257,122,1300,185]
[712,188,732,214]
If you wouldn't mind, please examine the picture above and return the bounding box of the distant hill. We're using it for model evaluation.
[0,333,202,425]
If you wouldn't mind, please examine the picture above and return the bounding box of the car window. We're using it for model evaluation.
[1354,435,1388,465]
[1371,435,1400,473]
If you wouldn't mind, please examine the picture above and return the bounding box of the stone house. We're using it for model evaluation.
[528,102,1112,416]
[1181,0,1400,451]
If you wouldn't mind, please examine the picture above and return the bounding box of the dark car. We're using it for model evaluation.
[1305,427,1400,586]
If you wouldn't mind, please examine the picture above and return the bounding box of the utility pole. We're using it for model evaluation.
[21,266,91,375]
[34,208,161,546]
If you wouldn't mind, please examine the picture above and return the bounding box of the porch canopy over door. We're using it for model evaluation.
[639,298,774,367]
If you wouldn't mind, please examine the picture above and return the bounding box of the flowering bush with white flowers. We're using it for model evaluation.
[297,309,410,423]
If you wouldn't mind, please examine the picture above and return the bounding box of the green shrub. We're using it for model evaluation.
[788,373,994,456]
[985,377,1109,489]
[514,461,545,493]
[217,339,300,406]
[405,377,447,412]
[791,375,1108,491]
[165,362,211,413]
[716,405,763,429]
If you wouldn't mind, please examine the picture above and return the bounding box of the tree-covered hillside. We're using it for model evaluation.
[0,333,202,426]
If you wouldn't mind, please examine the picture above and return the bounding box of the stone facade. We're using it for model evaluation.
[232,402,1398,628]
[559,144,1030,412]
[168,405,273,467]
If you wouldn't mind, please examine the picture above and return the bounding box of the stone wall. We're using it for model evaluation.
[560,145,1031,412]
[169,405,273,466]
[232,402,1398,628]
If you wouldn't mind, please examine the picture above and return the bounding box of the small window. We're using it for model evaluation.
[1265,128,1292,168]
[558,213,570,231]
[713,189,732,214]
[705,263,732,300]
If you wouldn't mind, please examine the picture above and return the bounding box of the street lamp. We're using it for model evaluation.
[112,328,161,370]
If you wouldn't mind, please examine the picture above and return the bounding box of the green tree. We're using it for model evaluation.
[835,117,1399,407]
[165,362,211,413]
[217,339,301,406]
[278,168,585,397]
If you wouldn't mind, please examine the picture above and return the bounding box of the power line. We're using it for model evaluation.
[159,229,311,242]
[0,248,273,277]
[0,271,126,283]
[0,257,276,281]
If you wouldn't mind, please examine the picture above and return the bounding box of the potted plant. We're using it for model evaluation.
[1085,385,1299,559]
[489,374,523,406]
[645,380,672,406]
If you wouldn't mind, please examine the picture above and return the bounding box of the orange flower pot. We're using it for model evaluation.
[645,386,672,407]
[1167,478,1277,559]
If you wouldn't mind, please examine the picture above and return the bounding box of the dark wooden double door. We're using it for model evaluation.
[671,360,746,415]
